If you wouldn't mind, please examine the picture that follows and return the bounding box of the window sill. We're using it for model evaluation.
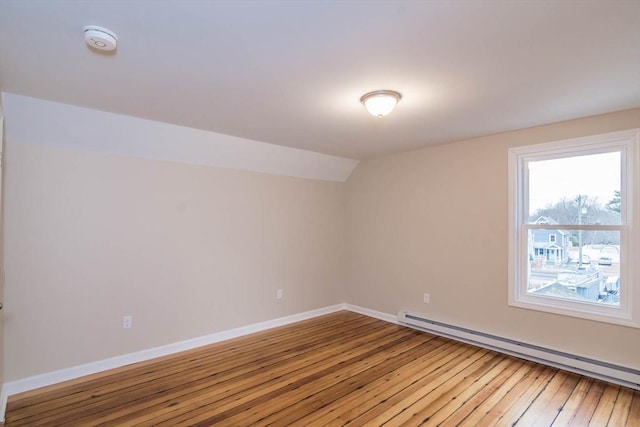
[509,294,640,328]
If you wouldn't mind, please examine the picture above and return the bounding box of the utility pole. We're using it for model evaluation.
[577,195,587,270]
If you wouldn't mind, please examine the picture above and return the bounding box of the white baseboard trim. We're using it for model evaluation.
[343,303,398,324]
[0,303,347,422]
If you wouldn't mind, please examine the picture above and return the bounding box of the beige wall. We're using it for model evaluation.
[4,105,639,383]
[0,102,4,387]
[346,108,640,369]
[3,142,346,380]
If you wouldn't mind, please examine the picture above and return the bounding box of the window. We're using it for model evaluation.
[509,129,639,327]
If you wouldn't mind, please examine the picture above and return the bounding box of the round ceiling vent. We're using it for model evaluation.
[84,25,118,51]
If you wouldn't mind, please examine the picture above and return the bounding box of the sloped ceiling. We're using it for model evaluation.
[0,0,638,159]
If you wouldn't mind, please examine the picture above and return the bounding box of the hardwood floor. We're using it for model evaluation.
[5,311,639,426]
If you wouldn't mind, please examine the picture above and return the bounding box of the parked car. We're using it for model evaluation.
[598,256,613,266]
[570,255,591,265]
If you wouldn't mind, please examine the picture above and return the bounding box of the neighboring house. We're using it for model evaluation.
[531,216,571,265]
[532,273,618,305]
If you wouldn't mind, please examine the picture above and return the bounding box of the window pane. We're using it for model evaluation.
[528,152,621,225]
[527,229,620,306]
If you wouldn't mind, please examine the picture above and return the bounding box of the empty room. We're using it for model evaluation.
[0,0,638,426]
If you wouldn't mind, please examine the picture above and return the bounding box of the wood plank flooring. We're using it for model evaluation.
[5,311,639,426]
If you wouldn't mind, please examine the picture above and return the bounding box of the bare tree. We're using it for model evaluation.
[532,195,620,245]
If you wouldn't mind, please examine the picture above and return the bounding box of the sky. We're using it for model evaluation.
[528,151,620,215]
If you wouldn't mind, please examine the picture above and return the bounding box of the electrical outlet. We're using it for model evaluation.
[423,293,430,304]
[277,289,283,299]
[123,315,133,329]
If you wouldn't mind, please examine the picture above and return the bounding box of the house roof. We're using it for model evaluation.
[1,1,638,160]
[531,283,592,301]
[532,243,563,250]
[533,216,559,225]
[532,218,568,236]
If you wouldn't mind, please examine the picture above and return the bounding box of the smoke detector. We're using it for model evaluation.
[84,26,118,51]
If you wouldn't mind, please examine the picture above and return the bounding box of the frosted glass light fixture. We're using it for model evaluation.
[360,90,402,118]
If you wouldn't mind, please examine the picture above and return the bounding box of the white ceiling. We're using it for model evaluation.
[1,0,638,160]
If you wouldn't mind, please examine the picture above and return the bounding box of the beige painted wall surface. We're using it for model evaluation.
[346,108,640,369]
[0,102,5,388]
[3,142,346,381]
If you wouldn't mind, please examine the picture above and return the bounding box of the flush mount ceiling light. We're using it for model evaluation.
[360,90,402,118]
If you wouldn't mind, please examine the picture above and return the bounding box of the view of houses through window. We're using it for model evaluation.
[526,152,621,306]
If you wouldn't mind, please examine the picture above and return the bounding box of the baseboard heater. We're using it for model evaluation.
[397,311,640,391]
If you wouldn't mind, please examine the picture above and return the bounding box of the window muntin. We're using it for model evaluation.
[509,129,639,327]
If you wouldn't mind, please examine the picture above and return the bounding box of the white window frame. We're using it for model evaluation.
[549,234,556,243]
[508,129,640,327]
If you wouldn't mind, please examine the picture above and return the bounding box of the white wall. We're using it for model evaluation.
[2,105,348,381]
[1,93,359,183]
[345,108,640,369]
